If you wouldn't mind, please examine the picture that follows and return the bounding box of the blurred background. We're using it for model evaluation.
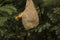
[0,0,60,40]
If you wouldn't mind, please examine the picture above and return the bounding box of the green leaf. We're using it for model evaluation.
[0,17,8,26]
[0,5,17,16]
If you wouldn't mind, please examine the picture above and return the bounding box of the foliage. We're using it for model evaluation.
[0,0,60,40]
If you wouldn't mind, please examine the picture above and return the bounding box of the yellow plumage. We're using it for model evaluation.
[15,13,23,20]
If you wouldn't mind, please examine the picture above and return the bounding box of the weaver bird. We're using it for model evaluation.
[15,0,39,30]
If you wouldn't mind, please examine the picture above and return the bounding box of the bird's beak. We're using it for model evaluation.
[15,13,23,20]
